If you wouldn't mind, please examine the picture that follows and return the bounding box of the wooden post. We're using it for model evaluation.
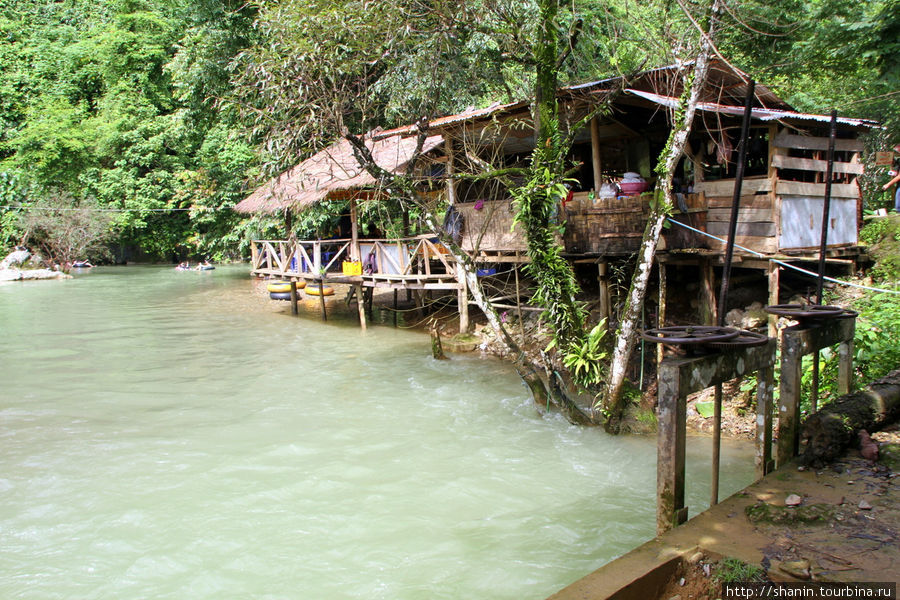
[838,324,855,395]
[393,289,399,327]
[657,361,687,535]
[598,259,611,329]
[699,258,717,325]
[767,260,780,339]
[349,196,359,261]
[250,242,259,272]
[590,117,603,193]
[318,278,327,322]
[290,280,299,315]
[777,331,803,467]
[657,261,667,365]
[756,364,775,478]
[355,284,367,330]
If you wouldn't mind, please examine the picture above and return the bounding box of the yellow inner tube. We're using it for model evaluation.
[306,284,335,296]
[267,281,305,293]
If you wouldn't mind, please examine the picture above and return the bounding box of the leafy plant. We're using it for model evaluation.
[558,319,608,388]
[714,557,765,584]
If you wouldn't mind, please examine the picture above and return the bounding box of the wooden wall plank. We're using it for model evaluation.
[706,221,775,237]
[776,181,860,198]
[773,132,864,152]
[706,196,773,209]
[771,154,864,175]
[707,208,774,222]
[694,178,771,196]
[706,235,778,254]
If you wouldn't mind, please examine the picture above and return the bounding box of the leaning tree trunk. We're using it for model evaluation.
[600,0,724,433]
[800,369,900,467]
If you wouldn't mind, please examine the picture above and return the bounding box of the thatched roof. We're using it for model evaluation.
[235,134,443,214]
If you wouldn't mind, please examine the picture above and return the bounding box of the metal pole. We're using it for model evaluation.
[712,80,754,507]
[811,109,838,414]
[716,80,755,327]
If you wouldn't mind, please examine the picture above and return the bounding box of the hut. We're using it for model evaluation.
[376,59,878,323]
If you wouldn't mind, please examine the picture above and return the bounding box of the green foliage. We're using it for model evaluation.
[714,557,765,584]
[561,320,609,387]
[859,215,900,282]
[0,0,258,260]
[19,189,118,265]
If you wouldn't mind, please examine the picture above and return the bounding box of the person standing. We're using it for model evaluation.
[883,143,900,212]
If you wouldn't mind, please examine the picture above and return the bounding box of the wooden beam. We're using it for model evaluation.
[706,221,776,237]
[699,258,716,325]
[771,154,864,175]
[707,208,774,222]
[694,178,771,196]
[774,132,864,152]
[776,181,860,198]
[706,195,773,209]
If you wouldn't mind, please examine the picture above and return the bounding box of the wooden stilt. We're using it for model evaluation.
[355,284,367,331]
[318,278,327,321]
[767,260,780,339]
[290,280,299,315]
[699,258,717,325]
[598,259,610,329]
[393,289,399,327]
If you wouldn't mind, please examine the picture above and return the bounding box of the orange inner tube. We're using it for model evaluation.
[305,284,335,296]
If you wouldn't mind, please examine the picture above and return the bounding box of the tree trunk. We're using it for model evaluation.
[800,369,900,467]
[600,0,724,432]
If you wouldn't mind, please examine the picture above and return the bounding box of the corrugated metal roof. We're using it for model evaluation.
[235,134,443,214]
[625,89,879,128]
[376,100,530,139]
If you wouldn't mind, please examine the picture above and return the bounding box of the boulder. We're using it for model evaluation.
[0,249,30,269]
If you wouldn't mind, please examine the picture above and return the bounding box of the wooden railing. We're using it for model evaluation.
[250,236,457,279]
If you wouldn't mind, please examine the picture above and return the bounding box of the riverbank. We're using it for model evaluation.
[549,428,900,599]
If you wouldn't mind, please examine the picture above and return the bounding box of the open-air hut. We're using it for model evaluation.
[236,132,443,265]
[377,59,878,322]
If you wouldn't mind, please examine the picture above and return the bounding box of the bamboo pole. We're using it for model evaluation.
[290,280,298,315]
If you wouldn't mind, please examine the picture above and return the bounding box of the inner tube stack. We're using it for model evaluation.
[267,280,305,300]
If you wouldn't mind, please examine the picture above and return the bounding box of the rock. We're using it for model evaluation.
[725,308,744,327]
[668,595,682,600]
[0,269,22,281]
[778,559,811,580]
[687,551,704,565]
[859,430,879,462]
[785,494,803,506]
[858,500,873,510]
[0,249,30,269]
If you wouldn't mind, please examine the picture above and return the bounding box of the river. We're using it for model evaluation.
[0,265,755,599]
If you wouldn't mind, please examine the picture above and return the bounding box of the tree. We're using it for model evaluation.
[19,191,117,267]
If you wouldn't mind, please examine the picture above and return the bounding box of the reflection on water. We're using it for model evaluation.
[0,266,755,599]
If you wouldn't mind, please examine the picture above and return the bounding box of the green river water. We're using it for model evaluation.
[0,265,755,599]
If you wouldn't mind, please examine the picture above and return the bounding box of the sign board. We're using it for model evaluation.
[875,151,895,167]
